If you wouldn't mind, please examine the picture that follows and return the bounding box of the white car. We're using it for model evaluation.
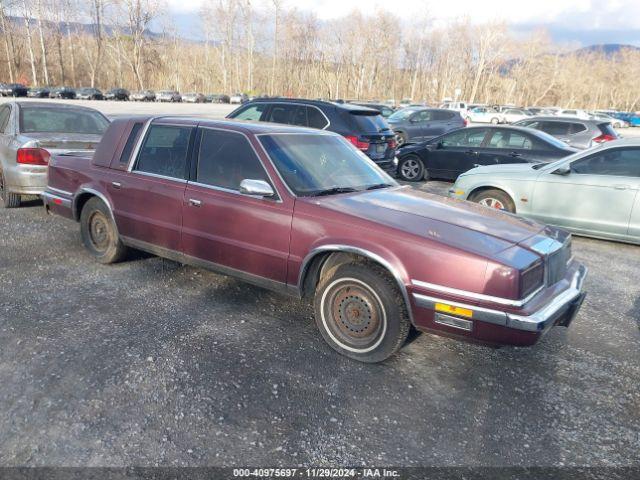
[592,112,629,129]
[441,101,469,118]
[466,107,505,124]
[502,108,534,124]
[557,109,592,120]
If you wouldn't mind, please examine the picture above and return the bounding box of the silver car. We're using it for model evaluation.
[514,116,619,149]
[0,101,109,208]
[449,139,640,245]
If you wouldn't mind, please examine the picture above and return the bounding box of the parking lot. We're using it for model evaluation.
[0,98,639,467]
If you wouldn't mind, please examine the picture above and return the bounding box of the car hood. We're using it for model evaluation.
[305,186,546,256]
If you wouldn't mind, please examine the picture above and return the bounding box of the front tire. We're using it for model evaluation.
[80,197,128,264]
[397,155,426,181]
[472,189,516,213]
[491,117,499,124]
[0,171,21,208]
[314,262,411,363]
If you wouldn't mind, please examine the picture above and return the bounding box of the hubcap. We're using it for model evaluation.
[396,134,405,146]
[479,197,505,210]
[321,278,386,353]
[89,211,110,252]
[401,159,420,179]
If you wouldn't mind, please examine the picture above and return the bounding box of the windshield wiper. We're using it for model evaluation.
[364,183,394,190]
[307,186,359,197]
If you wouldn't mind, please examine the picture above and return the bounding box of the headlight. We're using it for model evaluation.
[520,260,544,298]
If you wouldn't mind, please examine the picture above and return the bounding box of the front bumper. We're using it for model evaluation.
[411,264,587,345]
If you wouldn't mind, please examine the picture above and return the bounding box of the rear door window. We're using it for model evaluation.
[432,110,455,121]
[488,131,532,149]
[571,148,640,177]
[134,125,192,180]
[267,104,298,125]
[541,122,571,136]
[441,129,487,147]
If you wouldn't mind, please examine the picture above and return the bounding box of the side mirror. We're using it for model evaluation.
[552,166,571,176]
[435,141,444,149]
[239,179,275,197]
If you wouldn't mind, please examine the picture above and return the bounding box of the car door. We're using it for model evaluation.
[530,147,640,237]
[427,128,489,179]
[109,123,193,252]
[406,110,431,141]
[181,128,293,285]
[479,129,536,165]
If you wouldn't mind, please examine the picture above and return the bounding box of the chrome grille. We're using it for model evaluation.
[546,239,571,286]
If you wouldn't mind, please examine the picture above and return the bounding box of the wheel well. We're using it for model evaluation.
[73,192,96,221]
[300,251,400,298]
[468,186,515,210]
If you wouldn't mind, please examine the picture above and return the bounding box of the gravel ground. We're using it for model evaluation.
[0,98,639,468]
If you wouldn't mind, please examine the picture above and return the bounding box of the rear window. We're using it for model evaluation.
[598,123,619,138]
[20,107,109,134]
[348,111,391,133]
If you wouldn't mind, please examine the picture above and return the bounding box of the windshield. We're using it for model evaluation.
[20,107,110,134]
[388,109,415,122]
[259,134,397,196]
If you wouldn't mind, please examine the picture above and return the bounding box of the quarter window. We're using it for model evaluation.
[119,122,144,164]
[135,125,192,179]
[307,106,328,129]
[571,148,640,177]
[488,131,532,149]
[196,129,270,191]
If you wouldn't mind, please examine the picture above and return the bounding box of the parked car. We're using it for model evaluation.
[0,83,28,97]
[76,87,104,100]
[130,90,156,102]
[27,86,51,98]
[502,108,533,124]
[182,92,206,103]
[156,90,181,103]
[396,126,576,181]
[230,93,248,104]
[0,101,109,208]
[227,98,398,173]
[450,138,640,245]
[206,93,230,104]
[43,116,587,362]
[49,86,77,99]
[556,109,592,120]
[614,112,640,127]
[514,117,619,149]
[387,107,466,146]
[350,102,395,118]
[104,88,130,101]
[591,112,628,129]
[466,107,505,124]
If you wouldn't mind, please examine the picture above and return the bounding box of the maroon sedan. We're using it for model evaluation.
[43,116,587,362]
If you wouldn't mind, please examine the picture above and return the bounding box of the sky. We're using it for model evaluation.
[166,0,640,46]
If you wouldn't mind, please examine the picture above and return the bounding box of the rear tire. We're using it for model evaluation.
[491,117,499,124]
[472,189,515,213]
[80,197,128,264]
[314,262,411,363]
[0,171,21,208]
[397,155,426,182]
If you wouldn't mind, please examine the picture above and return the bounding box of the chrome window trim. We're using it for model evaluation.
[195,126,283,202]
[187,180,283,204]
[411,279,543,308]
[128,170,188,183]
[297,244,415,325]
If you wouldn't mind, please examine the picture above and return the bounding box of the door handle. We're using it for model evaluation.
[111,181,122,189]
[612,185,630,190]
[509,152,522,157]
[466,149,479,155]
[189,198,202,207]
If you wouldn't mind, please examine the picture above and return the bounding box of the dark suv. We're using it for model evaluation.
[227,98,398,173]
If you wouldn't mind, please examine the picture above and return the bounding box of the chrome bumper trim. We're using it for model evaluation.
[412,265,587,333]
[41,191,72,209]
[411,279,541,307]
